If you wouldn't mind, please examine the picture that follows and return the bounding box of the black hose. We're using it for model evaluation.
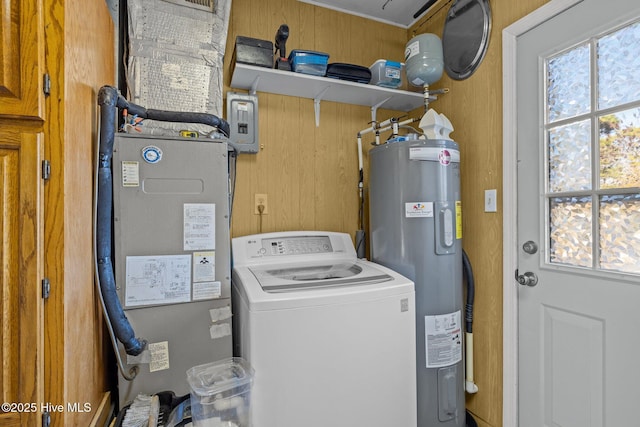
[97,85,147,356]
[462,249,475,333]
[116,95,231,137]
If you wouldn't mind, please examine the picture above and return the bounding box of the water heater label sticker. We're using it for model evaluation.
[184,203,215,251]
[121,161,140,187]
[193,282,221,301]
[405,202,434,218]
[409,147,460,163]
[148,341,170,372]
[193,251,216,282]
[125,255,191,307]
[424,311,462,368]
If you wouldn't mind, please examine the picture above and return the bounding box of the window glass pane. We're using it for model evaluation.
[598,21,640,110]
[549,196,592,267]
[599,108,640,189]
[600,194,640,273]
[548,120,592,192]
[547,44,590,122]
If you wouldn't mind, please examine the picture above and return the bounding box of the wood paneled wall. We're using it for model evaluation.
[43,0,115,424]
[224,0,409,238]
[225,1,549,426]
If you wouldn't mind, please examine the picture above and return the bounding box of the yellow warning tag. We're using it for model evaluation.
[455,201,462,239]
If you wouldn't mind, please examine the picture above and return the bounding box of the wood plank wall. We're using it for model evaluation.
[223,0,408,238]
[224,1,550,427]
[43,0,114,424]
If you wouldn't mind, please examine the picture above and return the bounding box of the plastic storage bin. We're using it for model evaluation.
[369,60,404,88]
[187,357,254,427]
[288,50,330,76]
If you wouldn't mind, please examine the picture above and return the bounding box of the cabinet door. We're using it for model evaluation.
[0,130,43,426]
[0,0,44,119]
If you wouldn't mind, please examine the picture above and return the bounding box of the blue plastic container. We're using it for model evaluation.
[288,50,330,76]
[370,59,404,88]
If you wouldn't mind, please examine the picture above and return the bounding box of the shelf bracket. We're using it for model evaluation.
[370,96,392,125]
[249,75,261,96]
[313,86,330,127]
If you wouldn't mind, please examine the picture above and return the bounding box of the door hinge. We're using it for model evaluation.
[42,278,50,300]
[43,73,51,97]
[42,411,51,427]
[42,160,51,181]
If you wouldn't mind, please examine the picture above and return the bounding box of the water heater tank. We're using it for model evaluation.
[405,33,444,87]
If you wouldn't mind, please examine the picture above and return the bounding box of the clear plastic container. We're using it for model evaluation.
[186,357,254,427]
[288,50,330,76]
[369,60,404,88]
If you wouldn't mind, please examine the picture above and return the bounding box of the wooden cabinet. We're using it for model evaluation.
[1,0,115,425]
[0,0,45,119]
[0,129,43,427]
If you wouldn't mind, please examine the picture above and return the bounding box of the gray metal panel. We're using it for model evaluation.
[113,133,231,300]
[119,298,232,404]
[112,134,232,406]
[369,139,465,427]
[227,92,259,153]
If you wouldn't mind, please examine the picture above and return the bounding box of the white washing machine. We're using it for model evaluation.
[232,231,417,427]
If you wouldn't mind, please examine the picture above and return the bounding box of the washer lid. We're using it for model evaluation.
[249,261,393,293]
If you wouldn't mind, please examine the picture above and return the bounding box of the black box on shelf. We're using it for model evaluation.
[232,36,274,69]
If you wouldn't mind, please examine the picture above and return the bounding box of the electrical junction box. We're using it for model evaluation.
[227,92,259,153]
[112,133,232,407]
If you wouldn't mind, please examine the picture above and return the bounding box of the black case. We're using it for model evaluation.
[325,63,372,84]
[232,36,274,68]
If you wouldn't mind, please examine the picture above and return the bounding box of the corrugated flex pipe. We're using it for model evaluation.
[462,249,479,394]
[96,86,147,358]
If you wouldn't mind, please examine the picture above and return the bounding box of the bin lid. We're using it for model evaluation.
[187,357,254,397]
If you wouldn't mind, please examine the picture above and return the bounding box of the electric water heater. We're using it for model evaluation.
[369,138,464,427]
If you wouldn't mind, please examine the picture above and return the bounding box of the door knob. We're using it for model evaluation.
[515,270,538,287]
[522,240,538,254]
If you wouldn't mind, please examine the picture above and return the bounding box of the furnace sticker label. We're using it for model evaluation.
[121,161,140,187]
[193,251,216,282]
[405,202,434,218]
[184,203,215,251]
[209,323,231,340]
[148,341,170,373]
[424,311,462,368]
[193,281,221,300]
[125,255,191,307]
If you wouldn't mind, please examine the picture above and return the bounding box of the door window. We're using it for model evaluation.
[544,19,640,274]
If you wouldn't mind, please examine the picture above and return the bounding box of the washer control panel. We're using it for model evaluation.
[254,236,332,257]
[233,231,355,266]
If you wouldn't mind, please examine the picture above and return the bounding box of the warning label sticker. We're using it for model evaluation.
[425,311,462,368]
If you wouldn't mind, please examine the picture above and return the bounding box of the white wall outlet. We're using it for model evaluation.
[485,189,498,213]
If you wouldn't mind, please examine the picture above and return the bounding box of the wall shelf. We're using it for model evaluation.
[230,63,425,125]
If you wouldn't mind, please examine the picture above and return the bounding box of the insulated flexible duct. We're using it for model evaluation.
[97,86,147,356]
[118,95,231,137]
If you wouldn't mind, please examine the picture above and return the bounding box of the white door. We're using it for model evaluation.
[516,0,640,425]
